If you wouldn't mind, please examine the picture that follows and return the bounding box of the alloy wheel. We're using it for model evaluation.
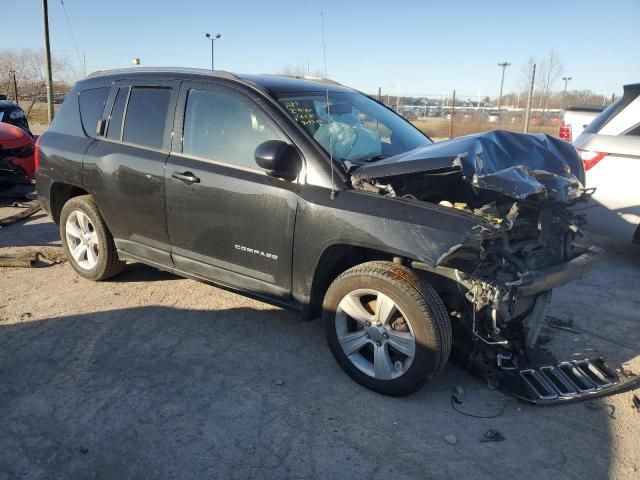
[65,210,99,270]
[335,288,416,380]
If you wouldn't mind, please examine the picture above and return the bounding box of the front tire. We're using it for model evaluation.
[59,195,124,281]
[323,261,452,396]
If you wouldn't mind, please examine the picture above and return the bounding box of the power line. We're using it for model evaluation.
[59,0,85,76]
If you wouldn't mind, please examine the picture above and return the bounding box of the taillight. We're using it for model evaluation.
[34,135,41,171]
[577,149,607,171]
[558,122,572,142]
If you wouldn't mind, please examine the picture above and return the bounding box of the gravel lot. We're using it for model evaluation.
[1,209,639,480]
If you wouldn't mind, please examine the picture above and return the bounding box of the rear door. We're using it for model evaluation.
[83,79,179,265]
[165,81,299,301]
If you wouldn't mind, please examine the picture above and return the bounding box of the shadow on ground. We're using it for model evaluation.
[0,212,59,248]
[0,303,627,480]
[1,210,638,479]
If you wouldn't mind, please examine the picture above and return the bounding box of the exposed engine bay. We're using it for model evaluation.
[350,131,639,403]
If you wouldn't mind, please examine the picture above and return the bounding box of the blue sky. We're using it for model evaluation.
[5,0,639,98]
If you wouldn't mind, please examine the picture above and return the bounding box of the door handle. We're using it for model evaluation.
[172,171,200,185]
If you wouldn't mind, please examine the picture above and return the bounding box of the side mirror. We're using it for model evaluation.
[96,118,107,137]
[254,140,301,181]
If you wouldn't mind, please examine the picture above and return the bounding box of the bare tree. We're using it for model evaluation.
[0,48,74,115]
[536,49,563,112]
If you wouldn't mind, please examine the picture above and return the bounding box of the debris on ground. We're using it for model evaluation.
[452,384,465,404]
[0,201,41,227]
[274,379,284,386]
[480,429,505,443]
[546,316,581,334]
[0,247,66,268]
[632,393,640,412]
[0,253,36,267]
[444,434,458,445]
[584,402,616,419]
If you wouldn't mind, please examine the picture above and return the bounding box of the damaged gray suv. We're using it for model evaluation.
[35,68,638,403]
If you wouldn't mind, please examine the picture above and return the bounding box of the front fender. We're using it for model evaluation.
[292,185,490,299]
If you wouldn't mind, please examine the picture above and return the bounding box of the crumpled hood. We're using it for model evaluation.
[351,130,585,202]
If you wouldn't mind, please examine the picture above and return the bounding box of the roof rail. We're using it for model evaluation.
[270,74,344,87]
[87,67,239,80]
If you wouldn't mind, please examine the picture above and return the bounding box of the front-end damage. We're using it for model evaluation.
[351,131,639,403]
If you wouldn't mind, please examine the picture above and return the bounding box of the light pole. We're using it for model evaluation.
[9,69,18,105]
[205,32,221,70]
[562,76,572,107]
[497,62,511,111]
[41,0,54,122]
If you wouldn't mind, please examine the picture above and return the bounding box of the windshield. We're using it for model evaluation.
[276,91,431,165]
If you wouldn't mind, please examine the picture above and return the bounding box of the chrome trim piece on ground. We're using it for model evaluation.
[513,357,639,405]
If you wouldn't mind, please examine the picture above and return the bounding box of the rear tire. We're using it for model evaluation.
[323,261,452,396]
[59,195,124,281]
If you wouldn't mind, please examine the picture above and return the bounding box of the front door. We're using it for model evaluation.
[165,82,299,301]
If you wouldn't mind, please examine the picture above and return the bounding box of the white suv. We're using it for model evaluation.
[574,83,640,243]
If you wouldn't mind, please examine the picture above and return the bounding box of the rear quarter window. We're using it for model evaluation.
[46,86,83,136]
[78,87,109,138]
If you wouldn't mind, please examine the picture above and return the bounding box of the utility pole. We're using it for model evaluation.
[42,0,54,123]
[524,64,536,133]
[83,50,87,77]
[562,76,572,107]
[205,32,221,70]
[9,70,19,105]
[396,85,400,111]
[448,89,456,138]
[497,62,511,111]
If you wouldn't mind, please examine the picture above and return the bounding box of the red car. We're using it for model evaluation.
[0,122,35,182]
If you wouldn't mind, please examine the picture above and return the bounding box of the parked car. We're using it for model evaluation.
[574,83,640,243]
[35,68,636,402]
[558,105,605,143]
[0,122,35,198]
[0,98,32,136]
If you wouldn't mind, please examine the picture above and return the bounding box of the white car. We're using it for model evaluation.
[559,105,604,143]
[574,83,640,243]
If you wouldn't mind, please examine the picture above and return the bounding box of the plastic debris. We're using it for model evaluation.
[444,434,458,445]
[480,429,505,443]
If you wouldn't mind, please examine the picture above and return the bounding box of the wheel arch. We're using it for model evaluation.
[304,243,457,321]
[49,181,90,224]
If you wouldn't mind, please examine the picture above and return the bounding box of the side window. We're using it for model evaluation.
[78,87,109,138]
[107,87,128,140]
[122,87,171,149]
[182,88,281,169]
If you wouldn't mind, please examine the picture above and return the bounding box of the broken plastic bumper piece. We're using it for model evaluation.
[505,357,640,405]
[510,246,604,297]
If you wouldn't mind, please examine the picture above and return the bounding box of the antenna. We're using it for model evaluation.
[321,12,337,200]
